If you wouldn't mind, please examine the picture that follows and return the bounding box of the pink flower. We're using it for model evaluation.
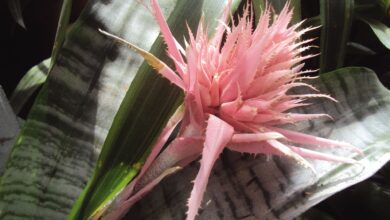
[99,1,362,219]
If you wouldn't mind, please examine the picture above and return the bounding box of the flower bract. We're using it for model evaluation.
[98,1,362,219]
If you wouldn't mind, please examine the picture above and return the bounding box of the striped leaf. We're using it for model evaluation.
[0,0,181,219]
[124,67,390,220]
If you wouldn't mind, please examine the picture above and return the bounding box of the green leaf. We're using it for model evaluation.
[290,0,302,23]
[253,0,301,24]
[320,0,354,73]
[253,0,265,23]
[51,0,73,69]
[7,0,26,29]
[360,18,390,49]
[0,86,20,176]
[123,67,390,220]
[10,58,50,114]
[69,1,242,219]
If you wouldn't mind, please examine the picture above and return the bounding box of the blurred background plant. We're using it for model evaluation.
[0,0,389,219]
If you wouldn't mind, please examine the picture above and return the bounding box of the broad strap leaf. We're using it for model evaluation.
[0,0,178,219]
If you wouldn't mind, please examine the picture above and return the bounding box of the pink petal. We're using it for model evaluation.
[253,113,282,124]
[100,137,203,220]
[266,140,315,172]
[221,43,262,101]
[271,127,363,155]
[289,146,357,163]
[233,104,258,121]
[116,106,184,203]
[289,94,338,102]
[245,69,293,98]
[184,39,204,125]
[230,139,316,172]
[211,0,232,47]
[158,67,186,90]
[182,94,205,133]
[186,115,234,220]
[230,132,284,143]
[150,0,185,73]
[269,113,330,125]
[228,141,283,155]
[102,167,182,220]
[282,82,320,92]
[136,136,203,190]
[219,94,242,116]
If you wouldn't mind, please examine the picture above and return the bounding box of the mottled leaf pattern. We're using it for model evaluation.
[0,0,175,219]
[125,67,390,220]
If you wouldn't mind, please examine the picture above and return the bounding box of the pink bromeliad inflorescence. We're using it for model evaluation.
[98,0,362,219]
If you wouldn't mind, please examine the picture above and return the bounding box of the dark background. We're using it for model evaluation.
[0,0,87,97]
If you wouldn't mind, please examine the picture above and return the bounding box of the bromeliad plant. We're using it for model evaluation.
[93,0,362,219]
[2,0,390,220]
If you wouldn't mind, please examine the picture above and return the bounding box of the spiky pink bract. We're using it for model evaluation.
[100,1,362,219]
[147,1,361,219]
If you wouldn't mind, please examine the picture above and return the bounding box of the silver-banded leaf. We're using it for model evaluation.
[0,0,181,219]
[0,86,20,176]
[320,0,354,73]
[10,58,50,114]
[0,0,240,219]
[125,67,390,220]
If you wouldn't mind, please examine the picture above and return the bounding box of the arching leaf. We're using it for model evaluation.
[10,58,50,114]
